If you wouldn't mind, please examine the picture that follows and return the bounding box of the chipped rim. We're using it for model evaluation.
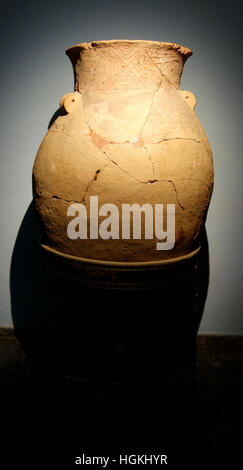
[66,39,192,60]
[41,243,200,268]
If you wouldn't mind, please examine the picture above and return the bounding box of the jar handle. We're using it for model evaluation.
[60,91,82,114]
[179,90,196,110]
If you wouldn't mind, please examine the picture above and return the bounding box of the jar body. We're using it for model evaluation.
[33,40,213,262]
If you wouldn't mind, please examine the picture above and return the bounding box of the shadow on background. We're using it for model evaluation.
[10,106,65,329]
[48,107,66,129]
[10,201,59,329]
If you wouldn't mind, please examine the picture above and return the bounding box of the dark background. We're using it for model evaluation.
[0,0,243,331]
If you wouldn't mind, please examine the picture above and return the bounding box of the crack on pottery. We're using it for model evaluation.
[158,179,185,211]
[145,50,174,88]
[87,122,130,146]
[138,80,162,138]
[100,148,157,184]
[37,176,184,212]
[82,164,110,202]
[82,102,190,211]
[144,145,155,178]
[89,147,184,211]
[37,194,85,205]
[87,123,201,149]
[89,126,112,148]
[151,137,201,145]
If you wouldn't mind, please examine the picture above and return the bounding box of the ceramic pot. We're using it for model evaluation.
[33,40,213,263]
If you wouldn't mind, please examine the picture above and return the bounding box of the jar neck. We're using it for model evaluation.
[66,40,192,91]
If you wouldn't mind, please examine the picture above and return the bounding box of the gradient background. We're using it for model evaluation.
[0,0,242,331]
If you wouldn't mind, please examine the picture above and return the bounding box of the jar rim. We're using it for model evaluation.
[66,39,192,60]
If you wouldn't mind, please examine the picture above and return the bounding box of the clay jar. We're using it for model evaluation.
[33,40,214,263]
